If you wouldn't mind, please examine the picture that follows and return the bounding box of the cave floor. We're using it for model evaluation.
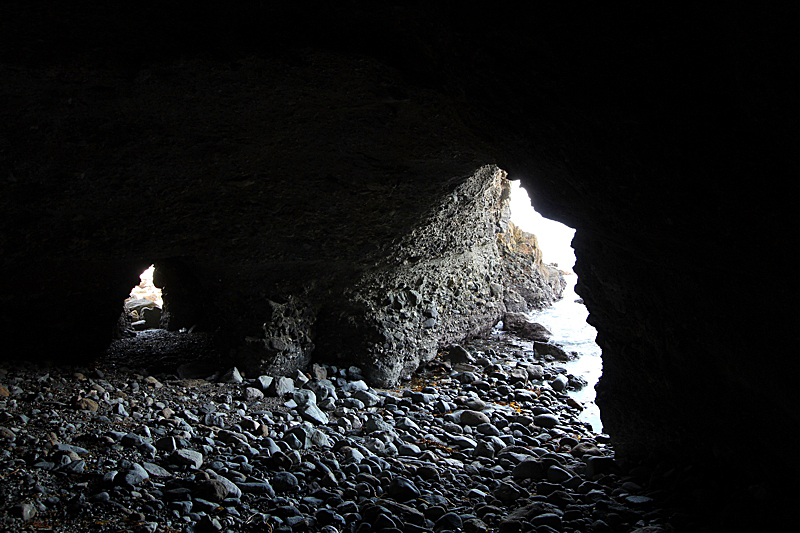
[0,332,688,533]
[104,330,224,379]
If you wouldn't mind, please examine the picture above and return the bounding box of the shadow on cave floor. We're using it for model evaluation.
[104,329,224,378]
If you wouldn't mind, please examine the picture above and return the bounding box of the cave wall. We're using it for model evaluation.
[313,166,511,386]
[313,166,564,387]
[227,166,564,386]
[0,28,495,369]
[1,0,797,498]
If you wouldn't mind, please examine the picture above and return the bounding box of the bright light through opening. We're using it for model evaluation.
[508,180,576,271]
[128,265,163,308]
[508,179,603,433]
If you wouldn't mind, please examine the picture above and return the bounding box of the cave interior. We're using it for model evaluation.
[1,2,797,528]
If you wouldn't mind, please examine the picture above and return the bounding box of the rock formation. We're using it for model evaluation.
[0,2,796,527]
[311,167,564,387]
[498,222,566,314]
[213,166,564,386]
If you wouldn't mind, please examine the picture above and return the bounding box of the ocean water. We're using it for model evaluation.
[526,276,603,433]
[509,180,604,433]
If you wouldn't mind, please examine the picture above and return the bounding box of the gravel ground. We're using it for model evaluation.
[0,330,676,533]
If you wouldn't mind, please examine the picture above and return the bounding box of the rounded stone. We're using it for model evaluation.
[476,422,501,436]
[465,398,487,411]
[547,465,573,483]
[494,481,524,502]
[512,458,545,480]
[436,512,463,530]
[388,476,421,501]
[531,513,562,528]
[460,410,491,426]
[273,472,300,493]
[550,374,568,392]
[571,441,602,458]
[197,479,229,502]
[533,413,559,429]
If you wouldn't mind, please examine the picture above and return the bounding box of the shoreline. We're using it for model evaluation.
[521,275,603,434]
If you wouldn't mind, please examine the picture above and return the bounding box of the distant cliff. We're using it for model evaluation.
[499,221,567,314]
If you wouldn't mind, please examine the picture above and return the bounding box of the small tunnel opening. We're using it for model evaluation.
[123,265,164,332]
[507,179,603,432]
[106,260,222,376]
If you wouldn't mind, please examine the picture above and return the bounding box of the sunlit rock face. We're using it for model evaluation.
[0,0,795,501]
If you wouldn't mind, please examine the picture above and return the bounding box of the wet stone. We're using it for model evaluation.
[494,481,525,502]
[548,465,574,483]
[398,442,422,456]
[476,422,502,436]
[237,480,275,497]
[273,472,300,493]
[388,476,421,501]
[508,456,541,478]
[0,334,644,533]
[534,413,559,429]
[551,374,568,392]
[531,512,562,529]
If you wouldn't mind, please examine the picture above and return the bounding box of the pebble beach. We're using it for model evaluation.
[0,330,677,533]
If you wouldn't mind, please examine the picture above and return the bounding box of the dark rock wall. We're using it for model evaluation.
[0,32,493,369]
[1,0,797,500]
[314,166,564,387]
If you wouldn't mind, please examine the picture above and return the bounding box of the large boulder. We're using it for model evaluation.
[503,313,552,341]
[315,167,563,386]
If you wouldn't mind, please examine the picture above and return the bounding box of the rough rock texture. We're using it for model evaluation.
[237,296,317,378]
[498,222,566,314]
[314,166,563,386]
[0,3,796,528]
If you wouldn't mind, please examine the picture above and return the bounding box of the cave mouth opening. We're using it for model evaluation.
[508,179,603,432]
[123,264,164,332]
[106,261,221,375]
